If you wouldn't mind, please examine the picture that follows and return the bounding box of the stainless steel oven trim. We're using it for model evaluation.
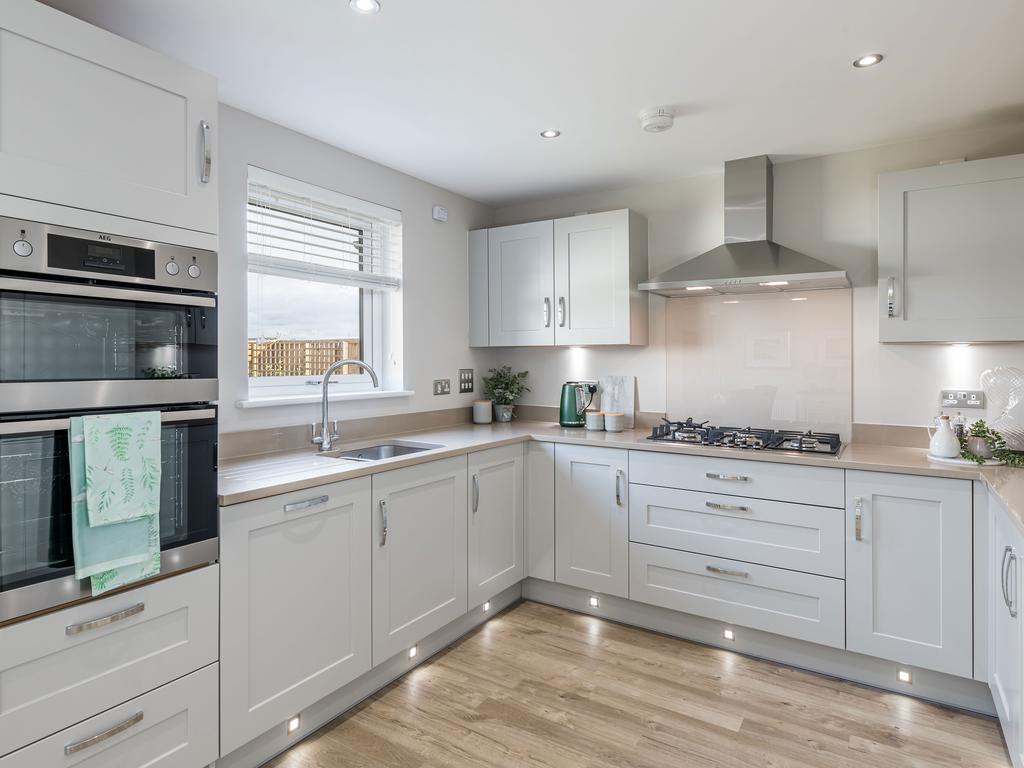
[0,538,219,628]
[0,408,216,435]
[0,275,216,308]
[0,380,219,414]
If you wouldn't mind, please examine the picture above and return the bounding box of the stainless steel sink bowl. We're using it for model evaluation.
[322,441,442,462]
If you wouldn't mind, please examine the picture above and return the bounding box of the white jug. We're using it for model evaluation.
[928,415,962,458]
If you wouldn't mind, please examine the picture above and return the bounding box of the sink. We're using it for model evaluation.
[322,441,442,462]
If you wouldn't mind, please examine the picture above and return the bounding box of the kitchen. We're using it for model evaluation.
[1,1,1024,767]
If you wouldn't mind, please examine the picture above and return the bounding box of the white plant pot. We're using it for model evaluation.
[493,404,514,423]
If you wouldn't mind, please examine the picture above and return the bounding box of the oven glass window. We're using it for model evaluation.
[0,290,217,383]
[0,416,217,592]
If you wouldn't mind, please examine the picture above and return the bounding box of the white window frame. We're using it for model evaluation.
[245,166,402,401]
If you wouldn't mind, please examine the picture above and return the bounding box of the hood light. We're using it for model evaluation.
[685,285,714,292]
[853,53,884,68]
[791,297,808,302]
[760,281,789,287]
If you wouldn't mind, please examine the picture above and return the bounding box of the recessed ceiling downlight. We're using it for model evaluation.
[350,0,381,14]
[853,53,884,68]
[540,129,561,139]
[639,107,675,133]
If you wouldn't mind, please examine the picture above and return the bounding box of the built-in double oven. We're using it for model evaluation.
[0,216,219,623]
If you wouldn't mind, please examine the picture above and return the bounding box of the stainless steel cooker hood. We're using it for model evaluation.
[639,156,849,296]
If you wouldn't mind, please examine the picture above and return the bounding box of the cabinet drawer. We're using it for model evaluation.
[629,451,844,508]
[0,565,218,757]
[0,663,217,768]
[629,485,845,577]
[629,543,845,648]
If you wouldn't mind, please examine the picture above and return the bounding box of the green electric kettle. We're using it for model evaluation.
[559,381,597,428]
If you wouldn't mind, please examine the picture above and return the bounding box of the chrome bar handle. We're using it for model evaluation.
[1002,545,1011,610]
[887,277,895,318]
[200,120,212,183]
[284,495,328,514]
[64,711,144,755]
[855,496,863,541]
[705,472,750,482]
[379,499,389,546]
[706,565,749,579]
[558,296,567,327]
[66,603,145,636]
[472,474,480,514]
[1011,550,1019,619]
[706,501,751,513]
[543,297,551,327]
[615,469,625,506]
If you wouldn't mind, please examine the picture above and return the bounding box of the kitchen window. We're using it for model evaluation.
[246,167,402,400]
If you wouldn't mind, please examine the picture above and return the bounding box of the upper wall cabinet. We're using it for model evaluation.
[0,0,219,235]
[470,209,648,347]
[878,153,1024,342]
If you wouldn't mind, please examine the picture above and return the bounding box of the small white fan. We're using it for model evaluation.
[981,367,1024,450]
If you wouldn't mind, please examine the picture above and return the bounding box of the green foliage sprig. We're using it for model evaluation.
[959,420,1024,467]
[481,366,530,406]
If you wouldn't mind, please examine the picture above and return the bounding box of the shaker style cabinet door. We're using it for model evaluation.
[0,0,219,234]
[372,456,468,664]
[553,209,648,346]
[878,152,1024,342]
[219,479,372,756]
[990,493,1024,768]
[487,221,555,346]
[468,444,525,606]
[554,445,629,598]
[845,471,973,678]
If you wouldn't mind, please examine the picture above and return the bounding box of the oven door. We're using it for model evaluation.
[0,276,217,413]
[0,406,218,623]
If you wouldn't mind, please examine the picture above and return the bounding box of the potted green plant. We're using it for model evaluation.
[959,420,1024,466]
[482,366,530,422]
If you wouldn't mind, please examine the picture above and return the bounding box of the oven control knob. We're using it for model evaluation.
[13,239,33,257]
[165,261,180,276]
[187,264,201,279]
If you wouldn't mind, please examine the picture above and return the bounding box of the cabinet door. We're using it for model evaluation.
[468,444,525,606]
[554,210,632,346]
[846,471,973,677]
[487,221,555,346]
[878,153,1024,342]
[0,1,219,234]
[372,456,468,663]
[525,441,556,580]
[219,479,372,756]
[991,496,1024,768]
[555,445,629,597]
[469,229,489,347]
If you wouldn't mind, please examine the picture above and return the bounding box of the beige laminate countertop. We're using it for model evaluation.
[218,420,1024,527]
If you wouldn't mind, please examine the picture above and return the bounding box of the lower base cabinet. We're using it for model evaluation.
[219,479,372,755]
[468,444,525,606]
[991,493,1024,768]
[0,663,218,768]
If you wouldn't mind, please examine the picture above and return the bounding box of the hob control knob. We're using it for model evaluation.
[187,264,201,278]
[165,261,180,276]
[13,239,33,257]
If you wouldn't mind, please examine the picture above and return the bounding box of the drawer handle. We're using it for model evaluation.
[65,602,145,636]
[887,276,896,318]
[64,711,144,755]
[284,495,328,513]
[705,501,751,513]
[706,565,749,579]
[1003,545,1013,611]
[705,472,750,482]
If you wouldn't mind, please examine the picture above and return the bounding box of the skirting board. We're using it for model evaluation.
[216,582,523,768]
[522,578,997,717]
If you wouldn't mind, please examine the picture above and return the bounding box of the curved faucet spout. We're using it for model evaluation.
[313,359,380,452]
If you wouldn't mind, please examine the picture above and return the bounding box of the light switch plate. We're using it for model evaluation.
[940,389,986,409]
[458,368,474,394]
[433,378,451,396]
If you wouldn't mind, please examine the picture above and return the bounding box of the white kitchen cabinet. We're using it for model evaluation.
[219,479,372,756]
[0,0,219,234]
[0,663,218,768]
[372,456,468,663]
[991,492,1024,768]
[555,444,629,598]
[469,228,490,347]
[487,220,555,346]
[878,152,1024,342]
[553,209,648,346]
[468,444,525,606]
[846,471,973,678]
[525,441,556,581]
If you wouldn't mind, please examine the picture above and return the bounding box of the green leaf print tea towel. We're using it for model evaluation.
[82,411,162,526]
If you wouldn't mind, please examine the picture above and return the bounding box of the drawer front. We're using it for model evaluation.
[629,543,845,648]
[0,565,218,757]
[629,485,845,577]
[629,451,845,508]
[0,663,218,768]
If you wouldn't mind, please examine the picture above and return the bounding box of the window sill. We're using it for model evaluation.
[236,390,415,409]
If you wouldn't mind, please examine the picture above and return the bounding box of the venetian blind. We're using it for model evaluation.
[247,168,402,292]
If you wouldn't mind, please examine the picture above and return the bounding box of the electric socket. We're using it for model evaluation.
[940,389,986,409]
[458,368,474,394]
[433,378,451,396]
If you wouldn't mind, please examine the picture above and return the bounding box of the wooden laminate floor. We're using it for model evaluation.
[266,601,1009,768]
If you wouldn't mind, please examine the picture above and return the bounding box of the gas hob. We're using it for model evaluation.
[648,418,842,456]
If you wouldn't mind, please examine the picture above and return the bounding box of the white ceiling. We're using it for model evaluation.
[42,0,1024,206]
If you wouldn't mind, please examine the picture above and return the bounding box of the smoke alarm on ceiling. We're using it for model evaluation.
[639,107,675,133]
